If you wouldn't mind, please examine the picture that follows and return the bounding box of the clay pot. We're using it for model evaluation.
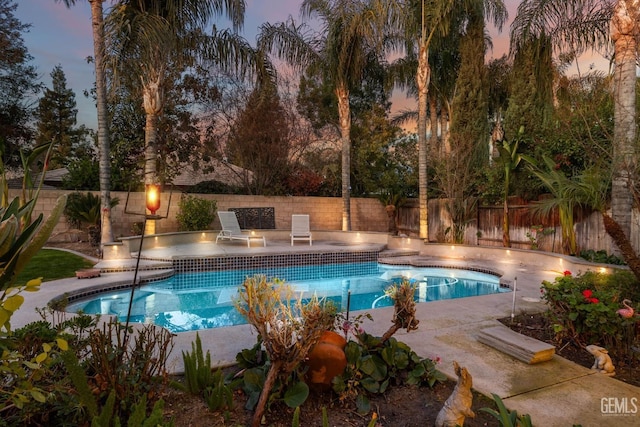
[317,330,347,348]
[306,331,347,390]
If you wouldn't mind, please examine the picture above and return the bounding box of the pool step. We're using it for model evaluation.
[94,258,173,274]
[378,249,420,258]
[477,325,555,364]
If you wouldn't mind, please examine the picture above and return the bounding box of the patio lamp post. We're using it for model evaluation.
[123,183,169,341]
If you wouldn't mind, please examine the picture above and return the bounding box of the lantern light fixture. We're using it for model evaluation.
[146,184,161,216]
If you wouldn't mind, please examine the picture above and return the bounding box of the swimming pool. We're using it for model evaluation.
[65,262,507,333]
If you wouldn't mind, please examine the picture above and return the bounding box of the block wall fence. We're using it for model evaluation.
[13,190,390,241]
[16,189,638,256]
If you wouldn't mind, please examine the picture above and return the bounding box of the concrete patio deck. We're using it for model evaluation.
[16,238,640,427]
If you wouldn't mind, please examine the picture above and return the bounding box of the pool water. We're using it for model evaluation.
[65,262,507,333]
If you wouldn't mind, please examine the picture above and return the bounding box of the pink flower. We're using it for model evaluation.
[589,298,600,304]
[563,270,572,276]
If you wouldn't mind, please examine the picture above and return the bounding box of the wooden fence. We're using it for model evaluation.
[396,197,639,255]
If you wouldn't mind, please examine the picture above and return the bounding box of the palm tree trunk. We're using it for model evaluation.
[502,198,510,247]
[142,75,163,234]
[417,42,430,240]
[336,84,351,231]
[610,0,639,241]
[90,0,114,248]
[144,112,159,235]
[429,94,438,155]
[602,213,640,281]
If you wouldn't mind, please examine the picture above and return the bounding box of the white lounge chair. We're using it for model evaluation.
[216,211,265,247]
[290,214,312,246]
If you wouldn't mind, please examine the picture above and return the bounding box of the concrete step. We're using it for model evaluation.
[378,249,420,259]
[93,258,173,273]
[477,325,555,364]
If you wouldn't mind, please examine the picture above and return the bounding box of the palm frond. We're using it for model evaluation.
[258,20,321,72]
[510,0,614,56]
[391,109,418,127]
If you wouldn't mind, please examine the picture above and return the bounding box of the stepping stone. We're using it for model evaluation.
[478,325,555,364]
[76,268,101,279]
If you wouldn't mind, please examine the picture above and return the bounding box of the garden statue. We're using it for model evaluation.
[435,361,475,427]
[586,345,615,376]
[617,299,636,318]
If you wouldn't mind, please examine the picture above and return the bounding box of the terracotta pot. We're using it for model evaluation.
[306,331,347,390]
[317,330,347,348]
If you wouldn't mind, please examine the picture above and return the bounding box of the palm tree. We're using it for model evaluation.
[510,0,638,251]
[57,0,114,248]
[528,158,640,279]
[414,0,454,240]
[525,156,580,255]
[395,0,454,240]
[496,135,522,247]
[392,0,506,240]
[574,167,640,280]
[259,0,399,231]
[610,0,639,243]
[104,0,246,231]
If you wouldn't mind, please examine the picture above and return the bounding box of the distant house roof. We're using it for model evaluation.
[171,159,250,188]
[6,168,65,189]
[15,159,250,190]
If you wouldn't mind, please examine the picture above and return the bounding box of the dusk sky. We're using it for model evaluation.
[15,0,606,132]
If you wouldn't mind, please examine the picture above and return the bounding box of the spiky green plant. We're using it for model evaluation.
[203,368,234,412]
[480,393,533,427]
[180,333,213,395]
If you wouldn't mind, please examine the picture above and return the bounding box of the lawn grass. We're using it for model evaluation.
[15,249,95,285]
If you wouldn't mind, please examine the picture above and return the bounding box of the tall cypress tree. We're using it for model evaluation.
[503,36,554,146]
[449,11,489,157]
[35,65,80,169]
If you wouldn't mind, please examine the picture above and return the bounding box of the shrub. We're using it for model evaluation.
[188,180,243,194]
[2,313,174,426]
[176,195,217,231]
[63,192,119,245]
[332,332,446,414]
[61,158,100,190]
[64,192,119,228]
[541,269,640,359]
[233,275,336,426]
[578,249,626,265]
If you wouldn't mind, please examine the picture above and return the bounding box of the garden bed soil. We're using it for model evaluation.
[160,377,499,427]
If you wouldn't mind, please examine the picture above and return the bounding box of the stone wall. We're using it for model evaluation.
[11,190,389,241]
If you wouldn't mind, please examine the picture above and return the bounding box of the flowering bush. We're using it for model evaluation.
[525,225,554,250]
[540,270,640,359]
